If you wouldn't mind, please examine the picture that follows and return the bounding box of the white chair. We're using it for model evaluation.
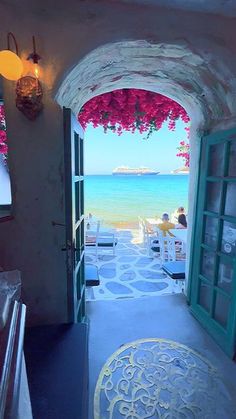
[144,219,155,244]
[139,217,155,244]
[150,232,180,263]
[85,223,118,261]
[161,235,186,292]
[148,227,163,257]
[159,234,185,263]
[138,216,145,243]
[85,221,100,260]
[166,236,177,261]
[139,217,158,256]
[96,231,118,259]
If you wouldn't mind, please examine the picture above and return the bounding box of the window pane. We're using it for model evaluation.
[80,258,85,287]
[76,226,81,264]
[206,182,221,213]
[224,182,236,217]
[76,266,81,300]
[214,293,229,329]
[80,138,84,176]
[81,219,85,252]
[198,280,211,313]
[75,181,81,222]
[221,221,236,256]
[200,249,215,281]
[81,180,84,215]
[74,133,80,176]
[228,140,236,177]
[208,143,224,177]
[204,216,218,249]
[217,258,233,295]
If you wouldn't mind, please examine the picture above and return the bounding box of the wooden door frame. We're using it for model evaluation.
[187,136,204,303]
[64,107,85,323]
[188,127,236,357]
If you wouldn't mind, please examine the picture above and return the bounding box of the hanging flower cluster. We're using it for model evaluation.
[0,104,7,156]
[78,88,190,165]
[176,141,190,167]
[176,127,190,167]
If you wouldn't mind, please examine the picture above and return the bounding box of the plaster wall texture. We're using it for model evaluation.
[0,0,236,325]
[115,0,236,17]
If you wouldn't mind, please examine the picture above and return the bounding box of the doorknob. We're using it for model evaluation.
[52,221,66,227]
[61,240,72,251]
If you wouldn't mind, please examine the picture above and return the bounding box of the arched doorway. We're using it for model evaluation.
[81,87,190,301]
[56,40,236,357]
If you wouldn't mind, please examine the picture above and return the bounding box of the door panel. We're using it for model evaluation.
[64,107,85,323]
[189,129,236,357]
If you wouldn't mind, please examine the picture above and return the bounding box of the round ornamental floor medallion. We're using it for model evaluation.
[94,338,236,419]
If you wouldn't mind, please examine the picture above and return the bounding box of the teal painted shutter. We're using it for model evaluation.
[189,128,236,357]
[64,108,85,322]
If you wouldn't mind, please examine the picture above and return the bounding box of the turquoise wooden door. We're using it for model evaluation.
[189,128,236,357]
[64,108,85,323]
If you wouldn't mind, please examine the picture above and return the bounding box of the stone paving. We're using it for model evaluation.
[85,229,182,301]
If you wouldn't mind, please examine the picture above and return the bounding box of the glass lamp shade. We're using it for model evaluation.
[0,50,23,81]
[32,62,40,79]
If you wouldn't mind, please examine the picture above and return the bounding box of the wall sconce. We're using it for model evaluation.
[16,36,43,121]
[0,32,23,80]
[0,33,43,121]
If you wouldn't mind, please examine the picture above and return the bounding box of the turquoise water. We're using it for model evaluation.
[84,175,189,227]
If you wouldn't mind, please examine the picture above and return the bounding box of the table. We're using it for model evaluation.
[170,229,187,243]
[170,229,188,252]
[146,218,162,226]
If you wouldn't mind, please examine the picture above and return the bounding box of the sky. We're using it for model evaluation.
[84,119,188,175]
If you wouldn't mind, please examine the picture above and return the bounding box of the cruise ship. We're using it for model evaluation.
[171,167,189,175]
[112,166,160,175]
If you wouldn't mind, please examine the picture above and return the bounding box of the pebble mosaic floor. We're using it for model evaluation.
[85,229,182,301]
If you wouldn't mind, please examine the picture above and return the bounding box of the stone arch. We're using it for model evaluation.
[55,39,236,130]
[55,39,236,287]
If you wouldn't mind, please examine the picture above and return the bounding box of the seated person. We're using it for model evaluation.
[172,206,186,223]
[177,213,187,228]
[157,213,175,236]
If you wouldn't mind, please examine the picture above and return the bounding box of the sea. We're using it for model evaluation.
[84,174,189,228]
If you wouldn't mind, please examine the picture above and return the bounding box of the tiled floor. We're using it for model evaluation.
[85,229,182,301]
[88,294,236,419]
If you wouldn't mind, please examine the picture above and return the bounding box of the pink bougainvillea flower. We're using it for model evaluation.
[177,141,190,167]
[78,88,190,166]
[0,104,7,156]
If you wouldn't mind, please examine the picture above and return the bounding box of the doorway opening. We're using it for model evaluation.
[56,40,207,304]
[56,39,207,321]
[80,87,190,301]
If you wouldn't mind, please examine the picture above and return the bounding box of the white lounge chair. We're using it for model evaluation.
[96,231,118,259]
[85,223,118,261]
[85,221,100,260]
